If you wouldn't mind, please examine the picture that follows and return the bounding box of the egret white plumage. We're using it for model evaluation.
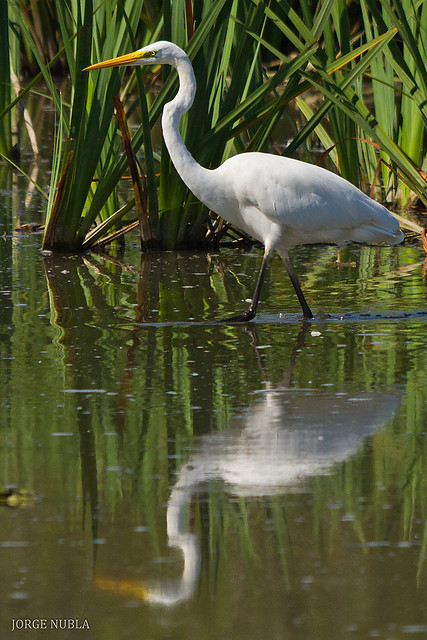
[85,41,404,321]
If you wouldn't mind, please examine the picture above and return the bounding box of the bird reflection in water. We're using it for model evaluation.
[95,326,401,605]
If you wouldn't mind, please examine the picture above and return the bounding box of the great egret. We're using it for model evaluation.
[85,41,404,321]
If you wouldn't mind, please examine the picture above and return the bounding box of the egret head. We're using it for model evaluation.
[84,41,185,71]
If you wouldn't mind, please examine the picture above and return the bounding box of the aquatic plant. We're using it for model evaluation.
[257,0,426,207]
[361,0,427,206]
[1,0,425,251]
[0,0,12,156]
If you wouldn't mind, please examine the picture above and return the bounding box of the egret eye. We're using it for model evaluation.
[142,50,156,59]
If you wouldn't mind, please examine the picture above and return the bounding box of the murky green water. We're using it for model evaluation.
[1,228,426,639]
[1,120,427,638]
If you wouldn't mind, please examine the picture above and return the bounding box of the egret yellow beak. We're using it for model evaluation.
[84,50,149,71]
[95,577,150,600]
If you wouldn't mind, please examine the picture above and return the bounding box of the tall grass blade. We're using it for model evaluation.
[113,95,154,247]
[45,94,64,231]
[0,0,11,155]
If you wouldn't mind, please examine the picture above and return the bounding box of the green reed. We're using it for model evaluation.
[1,0,425,251]
[255,0,426,207]
[361,0,427,206]
[0,0,11,156]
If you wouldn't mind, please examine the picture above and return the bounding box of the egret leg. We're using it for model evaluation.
[219,249,273,323]
[281,255,313,320]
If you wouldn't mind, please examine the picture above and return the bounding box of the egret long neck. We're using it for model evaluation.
[161,56,211,197]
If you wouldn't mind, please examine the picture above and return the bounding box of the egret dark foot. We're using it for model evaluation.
[300,310,330,321]
[217,308,256,323]
[302,308,314,321]
[314,310,330,320]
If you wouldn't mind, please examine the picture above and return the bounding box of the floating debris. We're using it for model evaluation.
[14,223,45,233]
[0,487,35,507]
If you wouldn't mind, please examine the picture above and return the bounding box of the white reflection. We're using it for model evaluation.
[144,387,400,605]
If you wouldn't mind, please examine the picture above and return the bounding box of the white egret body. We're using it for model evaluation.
[86,41,404,320]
